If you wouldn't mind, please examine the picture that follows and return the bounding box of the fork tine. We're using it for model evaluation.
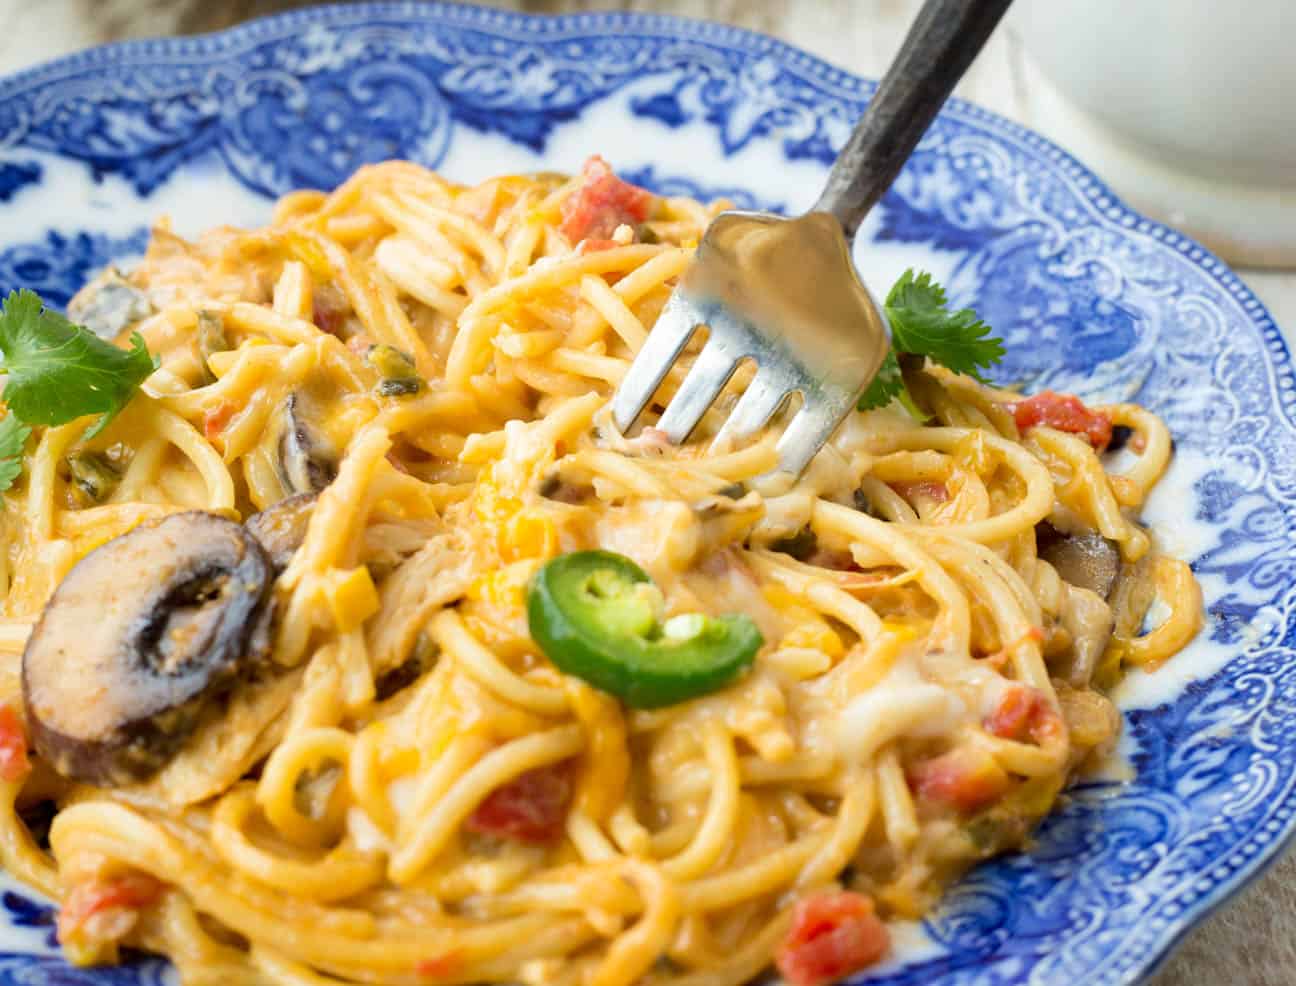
[776,403,843,476]
[610,294,700,432]
[710,368,792,449]
[655,339,742,444]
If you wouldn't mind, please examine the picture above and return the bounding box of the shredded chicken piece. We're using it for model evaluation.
[366,533,474,674]
[123,668,304,806]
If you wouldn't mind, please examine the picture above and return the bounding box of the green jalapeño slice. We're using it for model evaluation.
[527,550,763,708]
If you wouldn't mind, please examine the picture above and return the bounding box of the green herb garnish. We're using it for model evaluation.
[0,289,158,440]
[858,269,1005,413]
[0,288,158,492]
[0,414,30,494]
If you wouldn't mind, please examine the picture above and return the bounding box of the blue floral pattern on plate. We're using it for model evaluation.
[0,4,1293,984]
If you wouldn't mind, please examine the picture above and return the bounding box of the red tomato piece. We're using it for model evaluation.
[0,704,29,783]
[58,873,165,941]
[985,685,1034,740]
[465,762,572,844]
[776,891,890,986]
[985,684,1063,745]
[1012,391,1113,449]
[908,747,1010,813]
[560,156,654,244]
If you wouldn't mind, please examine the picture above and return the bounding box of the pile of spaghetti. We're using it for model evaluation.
[0,158,1201,986]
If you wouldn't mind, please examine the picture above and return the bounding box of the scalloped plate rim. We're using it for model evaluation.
[0,4,1291,985]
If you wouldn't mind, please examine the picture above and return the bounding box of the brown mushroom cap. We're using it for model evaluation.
[22,512,273,785]
[1037,522,1121,600]
[279,394,336,495]
[245,492,317,572]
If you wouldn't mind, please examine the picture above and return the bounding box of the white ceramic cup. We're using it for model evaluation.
[1010,0,1296,267]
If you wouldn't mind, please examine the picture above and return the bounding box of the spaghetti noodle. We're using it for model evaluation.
[0,158,1200,986]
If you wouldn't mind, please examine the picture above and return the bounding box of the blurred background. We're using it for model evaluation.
[5,0,1293,274]
[0,1,1294,983]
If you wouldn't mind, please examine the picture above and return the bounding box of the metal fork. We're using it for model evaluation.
[611,0,1014,476]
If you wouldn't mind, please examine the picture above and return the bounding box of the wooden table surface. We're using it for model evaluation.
[2,1,1294,984]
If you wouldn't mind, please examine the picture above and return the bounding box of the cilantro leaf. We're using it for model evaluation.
[0,414,29,493]
[857,269,1004,413]
[856,349,903,411]
[885,270,1005,382]
[0,289,158,437]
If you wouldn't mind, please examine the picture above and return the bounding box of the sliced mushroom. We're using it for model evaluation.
[67,268,154,341]
[1110,555,1157,640]
[23,512,274,785]
[1058,583,1115,686]
[1036,522,1121,600]
[245,492,317,572]
[279,394,337,495]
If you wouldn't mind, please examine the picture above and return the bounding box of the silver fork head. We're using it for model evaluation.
[610,211,891,477]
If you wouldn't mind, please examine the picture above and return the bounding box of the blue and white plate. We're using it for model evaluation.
[0,4,1292,984]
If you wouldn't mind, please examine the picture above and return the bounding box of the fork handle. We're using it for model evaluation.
[812,0,1014,237]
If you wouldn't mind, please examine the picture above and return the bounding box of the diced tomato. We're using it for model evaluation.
[985,685,1064,745]
[985,686,1034,739]
[0,704,29,783]
[890,480,949,504]
[415,951,463,979]
[560,156,654,244]
[776,891,890,986]
[908,747,1010,813]
[202,401,236,441]
[58,873,165,942]
[1012,391,1113,449]
[465,761,572,844]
